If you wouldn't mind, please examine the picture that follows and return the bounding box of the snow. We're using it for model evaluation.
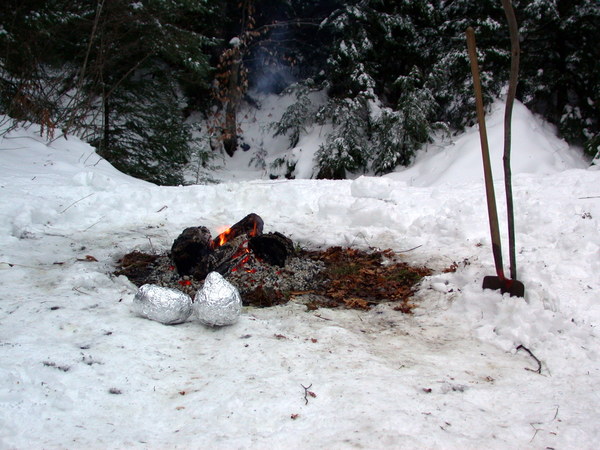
[1,102,599,448]
[386,99,589,187]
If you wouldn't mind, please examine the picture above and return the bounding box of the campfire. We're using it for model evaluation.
[116,213,431,311]
[170,213,295,281]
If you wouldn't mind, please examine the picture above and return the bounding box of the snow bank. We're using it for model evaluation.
[387,99,589,187]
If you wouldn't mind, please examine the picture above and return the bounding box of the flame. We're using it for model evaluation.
[215,227,233,247]
[214,220,260,248]
[250,220,260,237]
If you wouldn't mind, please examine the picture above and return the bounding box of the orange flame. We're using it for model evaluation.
[216,227,233,247]
[214,220,260,248]
[250,221,259,237]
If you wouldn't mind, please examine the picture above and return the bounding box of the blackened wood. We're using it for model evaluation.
[207,235,249,275]
[171,226,213,277]
[248,232,294,267]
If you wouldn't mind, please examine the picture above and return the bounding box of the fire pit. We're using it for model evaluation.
[116,213,431,311]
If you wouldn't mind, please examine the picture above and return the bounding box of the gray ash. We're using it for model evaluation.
[118,250,324,307]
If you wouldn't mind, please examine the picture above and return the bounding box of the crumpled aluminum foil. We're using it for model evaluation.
[194,272,242,327]
[132,284,193,325]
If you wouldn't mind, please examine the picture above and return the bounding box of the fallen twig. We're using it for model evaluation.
[0,261,47,269]
[517,345,542,374]
[72,287,91,295]
[301,383,315,405]
[398,244,423,253]
[313,313,332,321]
[552,405,559,421]
[529,422,542,443]
[82,217,104,232]
[60,193,94,213]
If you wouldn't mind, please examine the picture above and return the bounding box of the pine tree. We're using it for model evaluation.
[271,82,319,148]
[1,0,217,184]
[371,66,444,174]
[95,65,192,186]
[429,0,509,129]
[518,0,599,155]
[0,0,88,135]
[315,96,372,179]
[308,0,444,177]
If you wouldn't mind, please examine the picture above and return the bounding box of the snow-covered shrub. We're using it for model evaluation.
[315,96,371,179]
[271,83,317,149]
[371,67,446,175]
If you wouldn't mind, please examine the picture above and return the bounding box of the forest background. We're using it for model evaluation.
[1,0,598,185]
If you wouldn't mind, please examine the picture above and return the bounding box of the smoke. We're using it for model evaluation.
[248,26,297,94]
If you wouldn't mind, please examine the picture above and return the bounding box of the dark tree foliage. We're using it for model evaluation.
[1,0,216,185]
[291,0,446,177]
[1,0,597,182]
[273,0,597,178]
[518,0,599,156]
[431,0,510,128]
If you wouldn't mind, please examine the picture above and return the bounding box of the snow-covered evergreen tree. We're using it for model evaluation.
[271,83,318,148]
[99,67,194,186]
[429,0,508,129]
[315,96,372,179]
[519,0,599,156]
[0,0,217,184]
[372,67,444,174]
[311,0,444,177]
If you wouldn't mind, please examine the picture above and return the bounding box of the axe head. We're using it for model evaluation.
[483,276,525,298]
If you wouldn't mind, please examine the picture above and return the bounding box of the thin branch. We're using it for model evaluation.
[399,244,423,253]
[82,217,104,232]
[65,0,105,133]
[529,423,542,443]
[301,383,313,405]
[517,345,542,374]
[253,18,323,35]
[59,193,94,214]
[103,54,152,102]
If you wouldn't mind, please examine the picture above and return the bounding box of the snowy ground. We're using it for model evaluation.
[1,100,599,449]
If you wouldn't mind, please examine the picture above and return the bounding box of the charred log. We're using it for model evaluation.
[249,232,294,267]
[170,226,213,278]
[207,235,250,276]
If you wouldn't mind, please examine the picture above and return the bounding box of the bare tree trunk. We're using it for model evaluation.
[101,93,110,157]
[223,47,241,157]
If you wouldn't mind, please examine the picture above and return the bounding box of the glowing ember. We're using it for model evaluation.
[231,254,252,273]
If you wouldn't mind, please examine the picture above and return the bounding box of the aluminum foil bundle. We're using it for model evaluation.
[133,284,193,325]
[194,272,242,327]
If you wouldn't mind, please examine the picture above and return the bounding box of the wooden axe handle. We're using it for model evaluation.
[466,27,506,280]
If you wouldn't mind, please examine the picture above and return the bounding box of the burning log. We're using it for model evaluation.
[207,234,252,276]
[213,213,264,247]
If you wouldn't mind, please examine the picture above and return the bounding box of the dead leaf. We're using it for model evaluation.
[77,255,98,262]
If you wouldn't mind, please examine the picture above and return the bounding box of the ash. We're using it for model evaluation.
[227,253,324,299]
[140,253,324,307]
